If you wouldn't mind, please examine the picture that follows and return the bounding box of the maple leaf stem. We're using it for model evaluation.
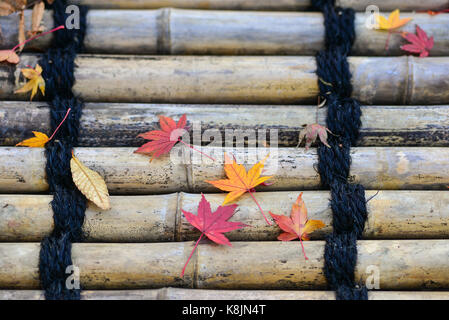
[299,237,308,260]
[248,190,271,226]
[178,139,216,161]
[48,108,71,142]
[181,233,204,278]
[385,30,392,51]
[12,25,65,52]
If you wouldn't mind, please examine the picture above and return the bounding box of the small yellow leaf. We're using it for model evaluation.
[70,155,111,210]
[375,9,412,30]
[15,64,45,101]
[16,131,49,147]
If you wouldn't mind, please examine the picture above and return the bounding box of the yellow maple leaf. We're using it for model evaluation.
[205,153,272,224]
[376,9,412,30]
[71,154,111,210]
[14,64,45,101]
[15,131,49,147]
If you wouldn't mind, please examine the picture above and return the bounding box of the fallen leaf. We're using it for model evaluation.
[135,114,187,161]
[18,10,25,51]
[180,194,248,277]
[0,50,20,63]
[424,9,449,15]
[297,123,332,150]
[0,0,27,16]
[15,131,49,147]
[270,192,325,260]
[401,25,434,57]
[375,9,412,30]
[29,1,45,37]
[205,153,272,225]
[15,108,71,148]
[14,63,45,100]
[71,154,111,210]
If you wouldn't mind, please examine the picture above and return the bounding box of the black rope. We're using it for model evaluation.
[38,0,88,300]
[311,0,368,300]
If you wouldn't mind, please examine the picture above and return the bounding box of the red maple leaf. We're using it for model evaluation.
[401,25,434,57]
[180,194,248,277]
[135,114,187,161]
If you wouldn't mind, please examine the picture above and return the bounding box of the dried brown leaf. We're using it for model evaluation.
[297,123,332,150]
[18,10,25,51]
[0,0,27,16]
[30,1,45,36]
[71,155,111,210]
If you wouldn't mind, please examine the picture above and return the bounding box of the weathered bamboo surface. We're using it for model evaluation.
[0,145,449,194]
[1,147,448,193]
[1,240,449,289]
[67,0,449,11]
[2,55,449,105]
[1,191,448,242]
[2,10,449,56]
[1,289,449,300]
[1,102,448,147]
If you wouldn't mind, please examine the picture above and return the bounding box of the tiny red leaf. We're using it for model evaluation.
[135,114,187,161]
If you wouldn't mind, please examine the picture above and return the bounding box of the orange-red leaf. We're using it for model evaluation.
[206,153,272,224]
[0,50,20,64]
[180,194,248,277]
[270,192,325,259]
[135,114,187,161]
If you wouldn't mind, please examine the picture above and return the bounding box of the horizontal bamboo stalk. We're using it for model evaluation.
[2,55,448,105]
[1,102,448,147]
[1,240,449,289]
[0,147,447,194]
[67,0,449,11]
[2,10,449,56]
[1,191,448,242]
[2,289,449,300]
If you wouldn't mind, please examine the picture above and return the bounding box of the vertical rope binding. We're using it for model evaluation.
[311,0,369,300]
[38,0,88,300]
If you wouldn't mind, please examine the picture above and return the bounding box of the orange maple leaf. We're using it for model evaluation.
[15,131,49,147]
[270,192,325,260]
[205,153,272,225]
[375,9,412,30]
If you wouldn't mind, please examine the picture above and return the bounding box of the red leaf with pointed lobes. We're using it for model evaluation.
[135,114,187,161]
[401,25,434,57]
[180,194,249,277]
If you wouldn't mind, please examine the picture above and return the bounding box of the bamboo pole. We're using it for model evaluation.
[2,10,449,56]
[1,191,448,242]
[1,240,449,289]
[0,147,447,194]
[1,102,448,147]
[66,0,449,11]
[2,55,448,105]
[1,289,449,300]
